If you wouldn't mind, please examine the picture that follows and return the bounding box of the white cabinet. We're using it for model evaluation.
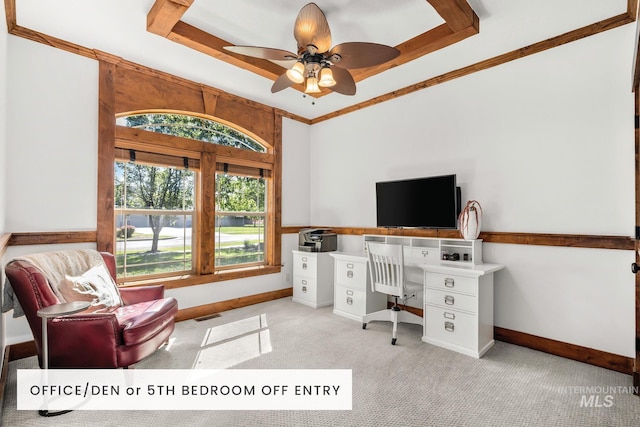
[422,265,502,358]
[330,253,387,322]
[292,251,334,308]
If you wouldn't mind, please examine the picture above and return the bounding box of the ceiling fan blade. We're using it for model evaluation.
[328,66,356,96]
[294,3,332,53]
[224,46,297,61]
[329,42,400,69]
[271,73,295,93]
[270,59,298,68]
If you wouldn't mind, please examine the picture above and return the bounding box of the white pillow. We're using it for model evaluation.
[57,264,123,313]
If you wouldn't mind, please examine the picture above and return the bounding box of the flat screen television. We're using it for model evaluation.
[376,174,460,229]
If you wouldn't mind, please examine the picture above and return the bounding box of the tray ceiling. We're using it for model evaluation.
[10,0,635,121]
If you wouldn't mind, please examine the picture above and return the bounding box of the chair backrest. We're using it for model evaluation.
[4,250,115,359]
[366,242,405,298]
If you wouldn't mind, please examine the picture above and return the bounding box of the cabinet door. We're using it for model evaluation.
[424,305,476,349]
[335,260,367,290]
[293,276,316,303]
[293,253,317,277]
[334,286,366,316]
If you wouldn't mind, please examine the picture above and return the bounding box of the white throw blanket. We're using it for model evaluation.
[2,249,106,317]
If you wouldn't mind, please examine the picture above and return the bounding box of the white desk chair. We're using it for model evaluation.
[362,242,423,345]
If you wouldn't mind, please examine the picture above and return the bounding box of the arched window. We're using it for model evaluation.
[113,112,274,282]
[116,113,267,152]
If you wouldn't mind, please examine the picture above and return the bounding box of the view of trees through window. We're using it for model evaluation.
[115,113,268,279]
[216,173,266,267]
[115,162,195,278]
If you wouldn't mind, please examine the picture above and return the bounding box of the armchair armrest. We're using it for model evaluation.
[46,313,120,368]
[119,285,165,306]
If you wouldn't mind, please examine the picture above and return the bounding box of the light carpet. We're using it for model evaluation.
[2,297,639,426]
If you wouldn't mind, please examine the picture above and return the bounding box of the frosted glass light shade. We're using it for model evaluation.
[318,67,336,87]
[304,76,321,93]
[286,62,305,84]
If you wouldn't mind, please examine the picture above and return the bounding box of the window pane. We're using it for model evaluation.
[215,215,265,267]
[115,160,195,279]
[116,113,266,153]
[119,163,194,210]
[116,214,193,277]
[215,174,266,268]
[216,174,266,212]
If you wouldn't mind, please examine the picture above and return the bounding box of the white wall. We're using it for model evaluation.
[0,0,9,375]
[309,25,636,357]
[6,38,98,231]
[0,2,7,232]
[1,36,312,344]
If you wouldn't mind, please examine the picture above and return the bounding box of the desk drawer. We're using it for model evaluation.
[424,305,476,349]
[425,288,477,313]
[334,286,365,316]
[293,254,317,277]
[293,276,316,303]
[335,260,367,289]
[404,246,439,264]
[426,272,477,295]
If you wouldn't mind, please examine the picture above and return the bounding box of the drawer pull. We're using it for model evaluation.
[346,290,354,296]
[444,278,454,288]
[346,270,353,278]
[302,286,307,293]
[302,263,307,270]
[444,321,455,332]
[346,297,353,305]
[421,250,429,256]
[346,263,354,268]
[444,312,455,320]
[444,295,455,305]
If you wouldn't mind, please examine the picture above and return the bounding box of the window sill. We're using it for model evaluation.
[117,264,282,290]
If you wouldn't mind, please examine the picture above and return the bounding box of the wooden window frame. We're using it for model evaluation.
[114,155,197,282]
[97,59,282,288]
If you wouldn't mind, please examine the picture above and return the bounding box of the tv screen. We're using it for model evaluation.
[376,174,459,228]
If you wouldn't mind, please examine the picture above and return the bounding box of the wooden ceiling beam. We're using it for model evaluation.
[147,0,194,37]
[168,21,288,82]
[427,0,477,32]
[349,21,477,82]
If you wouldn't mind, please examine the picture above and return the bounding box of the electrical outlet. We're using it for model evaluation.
[286,273,291,283]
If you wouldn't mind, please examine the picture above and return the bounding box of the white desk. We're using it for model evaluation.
[330,251,503,358]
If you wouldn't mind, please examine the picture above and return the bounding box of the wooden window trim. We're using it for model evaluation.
[98,62,283,285]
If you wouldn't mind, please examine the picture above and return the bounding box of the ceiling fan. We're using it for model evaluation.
[223,2,400,96]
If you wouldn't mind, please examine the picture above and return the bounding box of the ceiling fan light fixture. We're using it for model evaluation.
[318,67,336,87]
[304,76,321,94]
[286,61,305,84]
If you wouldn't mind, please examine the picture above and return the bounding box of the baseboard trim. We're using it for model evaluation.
[494,326,634,375]
[174,288,293,322]
[7,341,37,362]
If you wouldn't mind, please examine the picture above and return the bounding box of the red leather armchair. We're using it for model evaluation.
[5,251,178,368]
